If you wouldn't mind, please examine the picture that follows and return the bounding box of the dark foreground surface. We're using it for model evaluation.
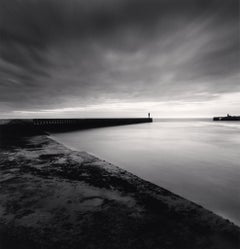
[0,135,239,249]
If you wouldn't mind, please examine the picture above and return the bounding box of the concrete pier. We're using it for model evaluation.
[33,118,152,130]
[1,134,239,249]
[0,118,153,136]
[213,116,240,121]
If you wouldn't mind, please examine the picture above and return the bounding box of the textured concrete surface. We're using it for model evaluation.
[0,135,239,249]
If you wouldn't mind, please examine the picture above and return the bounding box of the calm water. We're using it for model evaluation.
[53,119,240,226]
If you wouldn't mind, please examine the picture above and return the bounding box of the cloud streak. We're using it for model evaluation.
[0,0,239,117]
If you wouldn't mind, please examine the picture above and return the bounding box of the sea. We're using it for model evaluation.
[52,118,240,226]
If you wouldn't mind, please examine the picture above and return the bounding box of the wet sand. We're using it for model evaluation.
[0,135,239,249]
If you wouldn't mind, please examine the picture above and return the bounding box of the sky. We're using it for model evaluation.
[0,0,239,118]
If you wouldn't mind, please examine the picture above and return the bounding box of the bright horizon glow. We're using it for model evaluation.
[0,92,239,119]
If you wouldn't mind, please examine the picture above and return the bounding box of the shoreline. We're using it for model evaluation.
[0,134,239,248]
[50,133,238,225]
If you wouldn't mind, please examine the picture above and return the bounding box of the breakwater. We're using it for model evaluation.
[0,118,152,136]
[213,115,240,121]
[33,118,152,129]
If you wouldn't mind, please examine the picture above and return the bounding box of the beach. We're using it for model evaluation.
[0,134,239,249]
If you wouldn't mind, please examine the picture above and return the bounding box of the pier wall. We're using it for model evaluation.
[33,118,152,132]
[213,116,240,121]
[0,118,152,136]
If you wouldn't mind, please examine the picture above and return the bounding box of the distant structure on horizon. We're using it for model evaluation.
[213,114,240,121]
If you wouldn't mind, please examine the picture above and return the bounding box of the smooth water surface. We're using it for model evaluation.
[53,119,240,226]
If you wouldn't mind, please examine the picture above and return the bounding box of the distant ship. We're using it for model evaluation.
[213,114,240,121]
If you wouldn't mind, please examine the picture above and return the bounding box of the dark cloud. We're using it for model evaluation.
[0,0,239,115]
